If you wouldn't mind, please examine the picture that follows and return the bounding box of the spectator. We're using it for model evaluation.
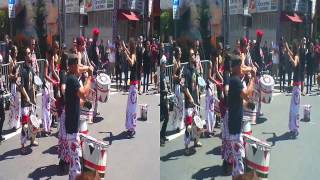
[271,45,279,80]
[136,36,144,94]
[306,42,315,94]
[143,41,152,93]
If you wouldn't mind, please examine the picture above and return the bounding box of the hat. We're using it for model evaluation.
[256,29,264,38]
[76,36,85,46]
[240,37,248,47]
[92,27,100,36]
[68,54,78,66]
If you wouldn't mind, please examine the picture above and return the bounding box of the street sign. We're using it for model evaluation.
[8,4,15,18]
[8,0,15,4]
[173,0,180,19]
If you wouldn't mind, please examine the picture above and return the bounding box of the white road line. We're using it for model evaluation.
[167,130,185,141]
[3,128,21,141]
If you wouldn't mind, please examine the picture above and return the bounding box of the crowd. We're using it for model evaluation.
[160,30,320,180]
[0,28,162,180]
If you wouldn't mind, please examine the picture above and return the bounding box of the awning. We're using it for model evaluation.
[118,11,140,21]
[286,13,303,23]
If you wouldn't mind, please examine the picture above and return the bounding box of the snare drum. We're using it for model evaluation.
[303,104,311,121]
[243,134,271,179]
[80,134,108,179]
[259,75,274,104]
[96,73,111,103]
[30,114,41,134]
[242,120,252,135]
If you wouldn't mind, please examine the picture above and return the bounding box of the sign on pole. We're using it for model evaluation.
[8,0,15,18]
[173,0,180,19]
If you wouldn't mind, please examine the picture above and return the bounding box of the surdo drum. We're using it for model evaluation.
[259,75,274,104]
[80,133,108,179]
[243,134,271,179]
[96,73,111,103]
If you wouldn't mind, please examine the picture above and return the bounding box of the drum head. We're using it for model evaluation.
[30,115,40,128]
[97,73,111,85]
[260,74,274,86]
[194,115,203,128]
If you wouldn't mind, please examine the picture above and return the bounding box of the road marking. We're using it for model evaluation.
[167,130,185,141]
[3,128,21,141]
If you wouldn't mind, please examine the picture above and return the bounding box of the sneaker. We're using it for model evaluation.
[194,142,202,147]
[30,141,39,146]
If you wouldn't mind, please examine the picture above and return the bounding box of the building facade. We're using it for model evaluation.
[228,0,317,48]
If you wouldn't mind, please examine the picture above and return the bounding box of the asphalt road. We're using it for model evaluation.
[160,85,320,180]
[0,86,160,180]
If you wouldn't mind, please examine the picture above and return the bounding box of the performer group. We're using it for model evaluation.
[160,29,311,180]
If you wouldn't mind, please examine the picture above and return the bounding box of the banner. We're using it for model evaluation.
[248,0,278,13]
[86,0,114,12]
[65,0,79,13]
[229,0,243,15]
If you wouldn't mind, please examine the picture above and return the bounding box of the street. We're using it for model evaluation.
[160,84,320,180]
[0,85,160,180]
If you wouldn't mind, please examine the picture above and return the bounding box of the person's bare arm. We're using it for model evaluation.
[44,61,55,83]
[77,76,92,100]
[173,62,180,82]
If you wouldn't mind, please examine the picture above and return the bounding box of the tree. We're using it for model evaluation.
[160,10,174,42]
[198,0,211,59]
[0,10,9,40]
[34,0,47,58]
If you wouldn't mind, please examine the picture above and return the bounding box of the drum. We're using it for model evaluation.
[80,114,89,134]
[242,120,252,135]
[243,103,257,124]
[139,104,148,121]
[96,73,111,103]
[243,134,271,179]
[303,104,311,121]
[30,114,41,134]
[259,75,274,104]
[193,115,204,129]
[34,75,43,89]
[80,134,108,179]
[198,76,207,88]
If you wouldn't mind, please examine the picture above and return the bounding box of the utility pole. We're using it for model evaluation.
[225,0,230,46]
[276,0,282,43]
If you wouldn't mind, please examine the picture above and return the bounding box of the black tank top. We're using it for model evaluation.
[130,55,138,81]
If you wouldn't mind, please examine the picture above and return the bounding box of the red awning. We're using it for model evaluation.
[286,13,303,23]
[118,11,140,21]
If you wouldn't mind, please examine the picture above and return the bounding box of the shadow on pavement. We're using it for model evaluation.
[28,164,61,179]
[93,116,104,123]
[191,165,226,179]
[42,145,58,155]
[165,129,180,136]
[300,118,311,123]
[256,117,268,125]
[264,132,293,146]
[206,146,221,156]
[0,147,32,161]
[103,131,131,145]
[160,148,186,162]
[2,128,16,136]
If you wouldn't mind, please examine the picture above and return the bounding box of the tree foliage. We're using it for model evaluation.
[0,10,9,40]
[34,0,47,58]
[160,10,174,42]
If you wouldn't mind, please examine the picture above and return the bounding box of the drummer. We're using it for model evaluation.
[284,41,301,138]
[227,55,256,180]
[19,47,38,154]
[8,45,21,131]
[121,39,138,137]
[42,46,59,136]
[65,54,93,179]
[181,48,202,155]
[0,65,6,143]
[251,30,265,118]
[172,46,184,132]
